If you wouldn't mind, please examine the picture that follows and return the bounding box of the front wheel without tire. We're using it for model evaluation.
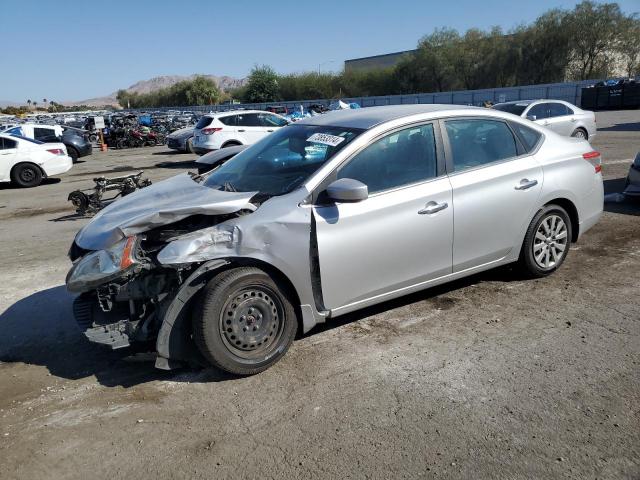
[518,204,572,277]
[193,267,298,375]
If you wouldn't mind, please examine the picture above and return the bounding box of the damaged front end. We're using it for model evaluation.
[65,173,260,363]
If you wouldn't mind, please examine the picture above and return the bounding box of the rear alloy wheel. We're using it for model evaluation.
[518,205,572,277]
[193,267,297,375]
[11,163,43,188]
[571,128,587,140]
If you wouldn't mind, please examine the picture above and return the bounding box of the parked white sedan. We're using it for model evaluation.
[0,133,72,187]
[493,100,597,140]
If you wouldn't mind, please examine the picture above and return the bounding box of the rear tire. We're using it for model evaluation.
[193,267,298,375]
[518,204,572,278]
[571,128,588,140]
[67,147,79,163]
[11,163,43,188]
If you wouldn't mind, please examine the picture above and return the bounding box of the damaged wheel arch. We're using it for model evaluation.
[154,257,307,370]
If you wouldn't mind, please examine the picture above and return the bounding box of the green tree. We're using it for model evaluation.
[618,15,640,76]
[567,1,626,79]
[243,65,280,103]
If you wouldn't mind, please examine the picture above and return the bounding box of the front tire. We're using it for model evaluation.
[518,205,572,277]
[193,267,298,375]
[11,163,43,188]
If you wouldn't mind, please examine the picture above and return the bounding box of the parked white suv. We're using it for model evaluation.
[192,110,288,155]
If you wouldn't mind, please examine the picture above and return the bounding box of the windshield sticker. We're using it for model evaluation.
[306,133,346,147]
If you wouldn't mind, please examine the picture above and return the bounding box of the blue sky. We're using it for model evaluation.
[0,0,638,102]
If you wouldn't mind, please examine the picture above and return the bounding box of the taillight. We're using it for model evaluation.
[583,151,602,173]
[120,236,137,269]
[46,148,64,156]
[201,127,223,135]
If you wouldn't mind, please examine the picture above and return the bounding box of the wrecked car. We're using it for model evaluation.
[623,152,640,197]
[66,105,604,375]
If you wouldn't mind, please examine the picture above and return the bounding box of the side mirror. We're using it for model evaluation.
[526,115,537,121]
[325,178,368,203]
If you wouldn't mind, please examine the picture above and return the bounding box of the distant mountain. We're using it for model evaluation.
[69,74,246,107]
[0,100,21,108]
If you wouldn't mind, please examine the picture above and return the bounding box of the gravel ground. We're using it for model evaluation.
[0,110,638,479]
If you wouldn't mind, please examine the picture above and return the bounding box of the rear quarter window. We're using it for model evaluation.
[510,122,542,153]
[218,115,237,126]
[196,116,214,129]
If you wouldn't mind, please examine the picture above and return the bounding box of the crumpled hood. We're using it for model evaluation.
[74,173,257,251]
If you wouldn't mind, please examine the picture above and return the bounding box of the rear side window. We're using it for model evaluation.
[445,119,518,172]
[34,127,57,141]
[196,116,214,129]
[548,103,569,117]
[236,114,262,127]
[510,122,542,153]
[338,123,438,194]
[0,137,17,149]
[218,115,237,126]
[527,104,549,120]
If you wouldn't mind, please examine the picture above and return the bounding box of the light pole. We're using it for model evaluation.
[318,60,335,75]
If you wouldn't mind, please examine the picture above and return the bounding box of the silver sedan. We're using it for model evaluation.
[493,99,597,140]
[66,105,604,375]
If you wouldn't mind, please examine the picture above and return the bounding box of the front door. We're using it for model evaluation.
[314,122,453,311]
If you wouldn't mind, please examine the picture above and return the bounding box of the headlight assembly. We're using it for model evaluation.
[66,236,139,292]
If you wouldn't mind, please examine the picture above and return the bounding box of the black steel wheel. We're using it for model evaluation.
[193,267,297,375]
[11,163,42,188]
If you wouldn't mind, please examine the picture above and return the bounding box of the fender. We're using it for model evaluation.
[155,259,229,369]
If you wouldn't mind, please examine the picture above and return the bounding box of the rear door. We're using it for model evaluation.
[314,122,453,311]
[544,103,574,136]
[235,113,264,144]
[442,117,543,272]
[0,137,18,181]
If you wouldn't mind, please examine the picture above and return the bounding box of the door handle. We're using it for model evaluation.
[238,129,246,132]
[570,117,577,122]
[267,129,274,132]
[418,201,448,215]
[515,179,538,190]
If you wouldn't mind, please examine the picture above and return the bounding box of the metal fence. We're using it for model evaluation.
[129,79,602,114]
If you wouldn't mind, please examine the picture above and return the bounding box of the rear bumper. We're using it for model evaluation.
[76,143,93,157]
[42,156,73,177]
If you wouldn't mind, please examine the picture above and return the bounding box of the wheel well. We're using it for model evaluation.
[221,140,241,148]
[546,198,579,242]
[573,127,588,139]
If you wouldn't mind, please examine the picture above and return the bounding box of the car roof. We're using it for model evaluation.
[207,110,268,117]
[295,104,483,129]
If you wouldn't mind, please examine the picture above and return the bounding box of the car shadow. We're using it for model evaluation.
[0,267,518,388]
[152,150,186,156]
[0,286,235,387]
[597,122,640,132]
[603,177,640,216]
[0,178,61,190]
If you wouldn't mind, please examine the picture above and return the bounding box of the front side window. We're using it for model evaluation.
[204,124,362,196]
[548,103,569,118]
[527,104,549,120]
[338,123,437,194]
[259,113,288,127]
[445,119,517,172]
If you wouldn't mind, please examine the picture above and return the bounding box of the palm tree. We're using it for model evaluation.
[43,98,47,105]
[33,101,38,110]
[27,99,32,110]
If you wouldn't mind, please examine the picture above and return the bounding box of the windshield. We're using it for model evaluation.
[203,124,362,196]
[493,103,529,116]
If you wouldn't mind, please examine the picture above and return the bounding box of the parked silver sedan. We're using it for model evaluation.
[66,105,604,375]
[493,99,597,140]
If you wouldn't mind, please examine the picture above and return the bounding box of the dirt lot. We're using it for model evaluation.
[0,111,638,479]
